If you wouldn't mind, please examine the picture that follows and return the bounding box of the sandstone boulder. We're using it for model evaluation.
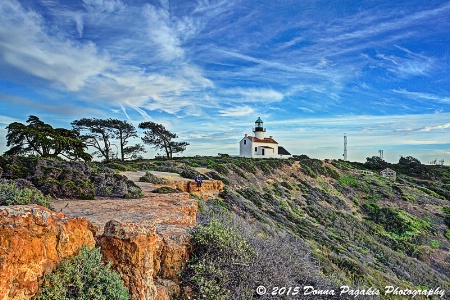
[99,220,192,300]
[166,180,223,199]
[0,205,96,300]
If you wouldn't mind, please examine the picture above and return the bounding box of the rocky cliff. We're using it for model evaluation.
[0,205,96,300]
[48,179,202,300]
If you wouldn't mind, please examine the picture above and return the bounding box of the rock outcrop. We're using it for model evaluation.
[0,205,96,300]
[1,171,223,300]
[166,180,223,199]
[98,221,192,300]
[99,221,163,300]
[52,191,199,300]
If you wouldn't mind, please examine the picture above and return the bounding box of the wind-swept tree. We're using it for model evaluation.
[72,118,144,161]
[71,118,116,162]
[4,115,91,160]
[139,121,189,159]
[109,119,145,161]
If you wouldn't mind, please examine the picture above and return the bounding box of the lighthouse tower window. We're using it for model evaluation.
[244,140,246,145]
[255,147,257,152]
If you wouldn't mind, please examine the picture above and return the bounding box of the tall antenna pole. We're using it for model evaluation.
[343,133,347,161]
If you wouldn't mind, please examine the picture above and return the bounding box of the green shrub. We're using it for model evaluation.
[213,164,229,175]
[152,186,181,194]
[445,230,450,242]
[139,172,167,184]
[429,240,440,249]
[339,177,359,187]
[443,206,450,228]
[0,180,52,209]
[32,246,128,300]
[184,220,255,300]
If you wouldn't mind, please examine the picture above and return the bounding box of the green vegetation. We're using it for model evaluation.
[185,220,255,300]
[5,116,91,161]
[0,180,52,209]
[429,239,440,249]
[1,149,450,300]
[139,172,167,184]
[32,246,128,300]
[183,205,336,300]
[0,156,143,199]
[139,121,189,159]
[364,156,388,170]
[72,118,145,162]
[443,206,450,227]
[339,176,359,187]
[178,156,450,299]
[152,186,181,194]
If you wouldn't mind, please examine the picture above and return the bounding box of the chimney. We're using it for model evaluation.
[245,134,248,137]
[269,136,273,139]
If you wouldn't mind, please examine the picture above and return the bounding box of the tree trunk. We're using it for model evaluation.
[120,131,125,161]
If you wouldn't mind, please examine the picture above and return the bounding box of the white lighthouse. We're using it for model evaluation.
[239,117,291,158]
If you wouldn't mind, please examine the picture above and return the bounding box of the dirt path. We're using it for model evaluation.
[51,171,199,235]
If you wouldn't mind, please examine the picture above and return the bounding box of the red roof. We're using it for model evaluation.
[246,136,278,144]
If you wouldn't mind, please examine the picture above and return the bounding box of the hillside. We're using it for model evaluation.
[1,155,449,299]
[147,156,450,299]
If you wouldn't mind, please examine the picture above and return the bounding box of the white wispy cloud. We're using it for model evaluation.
[0,115,22,125]
[393,89,450,104]
[224,88,284,103]
[219,105,255,117]
[418,123,450,132]
[82,0,125,13]
[0,1,113,91]
[376,46,434,78]
[0,0,216,119]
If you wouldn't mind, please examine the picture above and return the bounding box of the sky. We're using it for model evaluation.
[1,0,450,163]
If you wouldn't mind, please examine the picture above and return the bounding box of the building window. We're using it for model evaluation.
[244,140,246,145]
[255,147,257,152]
[262,149,265,155]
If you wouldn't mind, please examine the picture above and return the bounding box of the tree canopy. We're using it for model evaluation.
[4,116,91,160]
[364,156,388,171]
[72,118,144,161]
[109,119,145,161]
[72,118,116,161]
[139,121,189,159]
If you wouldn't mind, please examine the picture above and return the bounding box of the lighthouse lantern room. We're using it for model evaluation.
[253,117,266,139]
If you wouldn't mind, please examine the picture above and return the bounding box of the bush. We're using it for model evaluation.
[152,186,181,194]
[33,246,128,300]
[429,240,440,249]
[183,208,339,300]
[139,172,167,184]
[339,177,359,187]
[445,230,450,242]
[0,179,52,209]
[124,180,144,199]
[184,219,255,300]
[364,156,388,171]
[443,206,450,228]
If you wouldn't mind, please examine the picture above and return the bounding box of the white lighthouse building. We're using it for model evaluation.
[239,117,291,158]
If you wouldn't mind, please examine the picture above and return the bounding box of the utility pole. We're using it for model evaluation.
[343,134,347,161]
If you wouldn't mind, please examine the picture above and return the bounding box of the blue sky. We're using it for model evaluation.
[1,0,450,163]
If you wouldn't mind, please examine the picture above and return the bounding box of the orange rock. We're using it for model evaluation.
[99,220,193,300]
[0,205,96,300]
[166,180,224,199]
[99,220,163,300]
